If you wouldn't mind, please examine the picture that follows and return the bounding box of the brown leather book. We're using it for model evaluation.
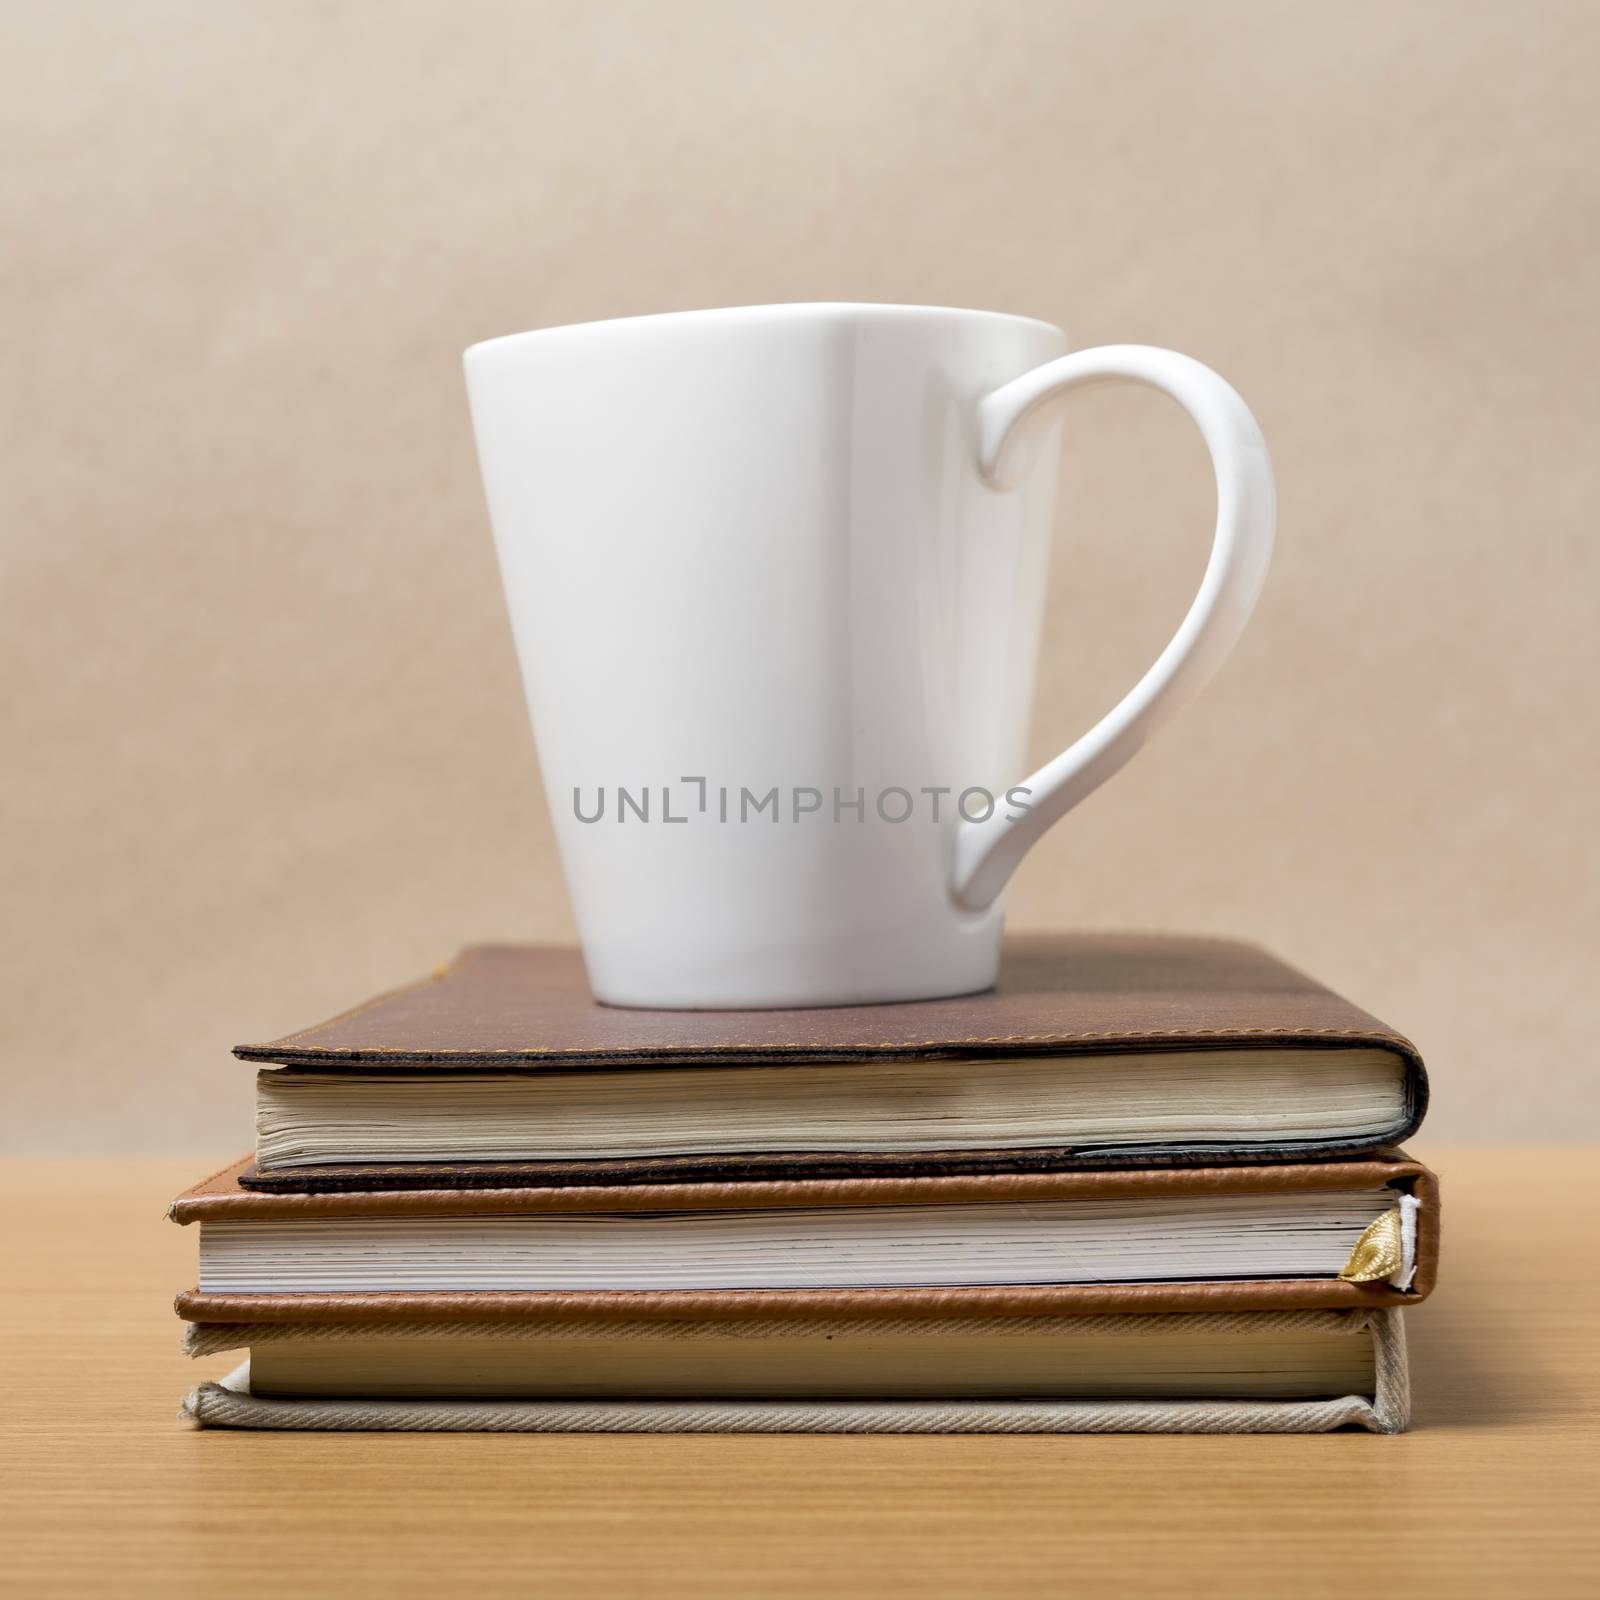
[171,1152,1438,1324]
[236,934,1427,1188]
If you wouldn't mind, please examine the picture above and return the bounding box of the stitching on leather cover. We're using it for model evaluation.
[171,1156,1427,1218]
[174,1157,256,1207]
[246,1025,1416,1058]
[172,1277,1409,1325]
[262,948,478,1047]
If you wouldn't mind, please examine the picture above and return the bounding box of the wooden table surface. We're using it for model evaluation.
[3,1145,1596,1599]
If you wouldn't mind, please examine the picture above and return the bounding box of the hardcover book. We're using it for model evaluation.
[170,1153,1438,1319]
[237,934,1428,1187]
[174,932,1438,1435]
[179,1308,1411,1434]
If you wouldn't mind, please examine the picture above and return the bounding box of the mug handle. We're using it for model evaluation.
[951,345,1276,911]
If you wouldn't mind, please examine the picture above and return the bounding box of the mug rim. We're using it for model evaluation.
[465,302,1064,363]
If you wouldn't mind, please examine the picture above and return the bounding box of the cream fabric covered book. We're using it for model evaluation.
[180,1309,1410,1434]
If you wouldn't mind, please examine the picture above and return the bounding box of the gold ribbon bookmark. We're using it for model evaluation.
[1339,1205,1405,1283]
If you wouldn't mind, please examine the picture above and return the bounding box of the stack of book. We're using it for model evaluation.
[172,934,1437,1433]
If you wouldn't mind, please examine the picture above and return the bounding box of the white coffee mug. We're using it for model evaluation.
[466,304,1274,1008]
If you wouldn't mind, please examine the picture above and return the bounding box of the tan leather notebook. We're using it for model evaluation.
[171,1153,1437,1324]
[237,934,1428,1186]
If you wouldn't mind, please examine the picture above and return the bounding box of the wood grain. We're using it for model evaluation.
[2,1145,1595,1599]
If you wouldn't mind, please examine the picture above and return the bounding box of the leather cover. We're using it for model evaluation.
[236,934,1428,1178]
[170,1152,1439,1323]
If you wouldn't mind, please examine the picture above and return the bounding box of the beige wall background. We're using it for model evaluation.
[4,1,1596,1151]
